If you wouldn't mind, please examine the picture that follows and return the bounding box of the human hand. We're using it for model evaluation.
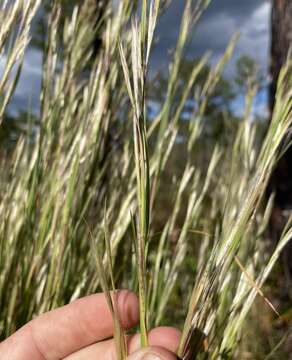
[0,290,180,359]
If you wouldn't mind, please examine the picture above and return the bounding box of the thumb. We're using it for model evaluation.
[127,346,179,360]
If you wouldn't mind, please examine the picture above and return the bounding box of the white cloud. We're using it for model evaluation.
[152,0,271,79]
[3,1,272,114]
[5,48,43,114]
[237,2,271,72]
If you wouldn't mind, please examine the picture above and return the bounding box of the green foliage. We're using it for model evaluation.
[235,55,263,90]
[0,0,292,359]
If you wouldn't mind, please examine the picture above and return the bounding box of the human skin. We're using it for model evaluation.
[0,290,180,360]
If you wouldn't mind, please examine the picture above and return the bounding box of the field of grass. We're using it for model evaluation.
[0,0,292,359]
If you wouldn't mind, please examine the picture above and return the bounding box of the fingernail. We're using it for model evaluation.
[127,348,178,360]
[128,350,163,360]
[141,354,162,360]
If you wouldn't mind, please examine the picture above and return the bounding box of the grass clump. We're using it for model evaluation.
[0,0,292,359]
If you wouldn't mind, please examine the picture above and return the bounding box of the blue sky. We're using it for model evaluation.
[151,0,271,117]
[3,0,271,116]
[152,0,271,74]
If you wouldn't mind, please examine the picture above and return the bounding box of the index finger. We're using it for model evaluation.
[0,290,139,360]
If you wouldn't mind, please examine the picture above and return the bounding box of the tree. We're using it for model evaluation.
[269,0,292,213]
[269,0,292,277]
[270,0,292,112]
[148,58,236,143]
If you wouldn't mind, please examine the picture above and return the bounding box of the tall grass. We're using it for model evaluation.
[0,0,291,359]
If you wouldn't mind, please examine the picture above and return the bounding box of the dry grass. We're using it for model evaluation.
[0,0,291,359]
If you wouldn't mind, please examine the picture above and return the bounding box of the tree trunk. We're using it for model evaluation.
[269,0,292,202]
[270,0,292,111]
[269,0,292,280]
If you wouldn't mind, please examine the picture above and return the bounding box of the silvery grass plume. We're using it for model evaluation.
[119,0,219,348]
[1,0,292,358]
[0,0,136,335]
[119,0,161,347]
[88,212,127,360]
[178,60,292,360]
[152,35,240,327]
[150,0,212,210]
[0,0,41,121]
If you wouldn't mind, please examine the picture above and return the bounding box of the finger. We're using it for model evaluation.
[129,327,181,354]
[0,290,139,360]
[64,327,181,360]
[127,347,179,360]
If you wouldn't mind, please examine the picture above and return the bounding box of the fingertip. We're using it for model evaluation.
[127,346,178,360]
[129,327,181,354]
[148,327,181,353]
[117,290,140,328]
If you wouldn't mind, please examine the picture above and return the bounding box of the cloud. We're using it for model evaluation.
[151,0,271,77]
[205,0,269,23]
[4,1,271,113]
[5,48,43,115]
[235,2,271,72]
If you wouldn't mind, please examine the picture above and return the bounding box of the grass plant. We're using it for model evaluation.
[0,0,291,359]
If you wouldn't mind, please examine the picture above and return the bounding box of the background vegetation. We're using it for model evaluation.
[0,0,291,359]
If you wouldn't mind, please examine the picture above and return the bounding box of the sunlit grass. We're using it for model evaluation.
[0,0,291,359]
